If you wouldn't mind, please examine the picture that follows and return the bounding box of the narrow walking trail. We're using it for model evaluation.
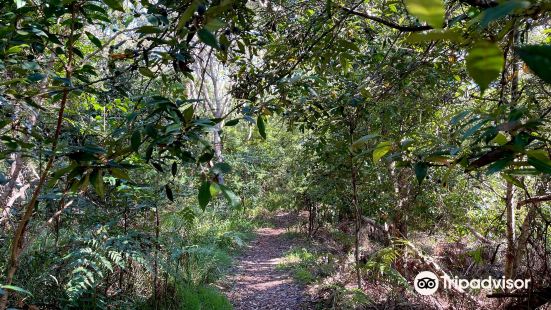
[224,213,313,310]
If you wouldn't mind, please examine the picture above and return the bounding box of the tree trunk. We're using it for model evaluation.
[210,59,225,184]
[0,10,75,308]
[213,126,224,184]
[153,204,160,310]
[389,163,409,240]
[0,153,23,209]
[504,182,516,279]
[192,51,229,185]
[0,184,29,230]
[512,180,548,278]
[348,116,362,289]
[504,24,521,280]
[351,162,361,289]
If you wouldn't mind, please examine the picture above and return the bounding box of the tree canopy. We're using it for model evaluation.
[1,0,550,309]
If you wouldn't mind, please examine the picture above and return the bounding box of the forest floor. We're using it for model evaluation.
[222,212,314,310]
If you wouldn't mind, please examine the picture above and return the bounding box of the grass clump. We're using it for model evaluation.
[319,284,373,309]
[180,285,233,310]
[293,266,315,284]
[277,247,335,285]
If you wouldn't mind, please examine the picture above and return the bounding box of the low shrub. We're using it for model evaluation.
[180,285,232,310]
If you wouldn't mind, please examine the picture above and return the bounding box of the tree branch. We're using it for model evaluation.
[518,194,551,206]
[458,0,498,8]
[339,6,432,32]
[465,223,495,244]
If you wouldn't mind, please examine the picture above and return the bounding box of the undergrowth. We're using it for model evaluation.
[277,247,335,285]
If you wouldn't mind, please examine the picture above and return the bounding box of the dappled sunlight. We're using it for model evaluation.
[1,0,549,309]
[223,212,313,309]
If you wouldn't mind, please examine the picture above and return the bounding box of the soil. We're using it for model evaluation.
[223,212,313,310]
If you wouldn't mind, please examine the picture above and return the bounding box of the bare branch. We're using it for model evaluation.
[339,6,432,32]
[458,0,498,8]
[465,224,495,245]
[518,194,551,206]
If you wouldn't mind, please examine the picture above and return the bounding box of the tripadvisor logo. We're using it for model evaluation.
[414,271,531,295]
[414,271,439,295]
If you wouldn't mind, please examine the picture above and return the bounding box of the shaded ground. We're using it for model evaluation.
[223,212,313,310]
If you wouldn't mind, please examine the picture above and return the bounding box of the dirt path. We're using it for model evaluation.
[223,213,313,310]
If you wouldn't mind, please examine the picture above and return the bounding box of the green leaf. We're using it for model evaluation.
[219,184,241,208]
[505,168,540,176]
[131,130,141,152]
[326,0,332,16]
[527,157,551,174]
[463,118,490,139]
[352,134,379,150]
[1,285,32,296]
[171,162,178,177]
[211,162,231,175]
[110,168,130,180]
[68,151,98,162]
[48,163,78,187]
[225,119,240,126]
[204,0,234,18]
[184,106,194,123]
[27,73,46,82]
[145,124,157,138]
[527,150,550,162]
[85,31,102,48]
[527,150,551,174]
[257,115,266,139]
[151,162,164,173]
[0,172,8,185]
[90,170,104,198]
[177,0,200,31]
[220,34,230,50]
[414,162,428,184]
[102,0,124,11]
[426,155,451,165]
[210,182,220,197]
[205,19,226,32]
[137,26,162,34]
[198,152,214,163]
[6,44,29,54]
[0,119,11,130]
[197,29,219,49]
[198,181,211,210]
[480,1,530,29]
[373,141,392,162]
[165,184,174,202]
[490,132,508,145]
[502,173,525,190]
[466,41,504,93]
[404,0,445,29]
[517,45,551,84]
[139,67,156,78]
[487,157,512,175]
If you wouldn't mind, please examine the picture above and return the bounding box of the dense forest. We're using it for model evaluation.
[1,0,550,309]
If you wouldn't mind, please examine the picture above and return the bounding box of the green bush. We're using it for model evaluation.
[277,247,335,285]
[180,245,232,285]
[179,286,201,310]
[197,286,233,310]
[293,267,315,284]
[320,284,373,309]
[179,285,232,310]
